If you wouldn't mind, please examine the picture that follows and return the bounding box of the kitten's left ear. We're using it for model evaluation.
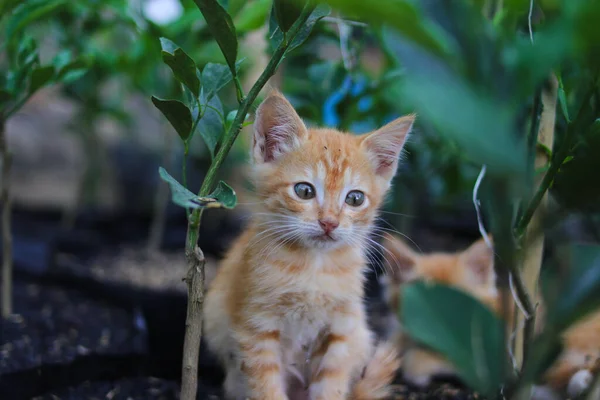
[459,236,495,286]
[361,114,415,180]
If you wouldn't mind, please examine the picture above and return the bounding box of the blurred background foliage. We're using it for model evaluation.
[2,0,600,398]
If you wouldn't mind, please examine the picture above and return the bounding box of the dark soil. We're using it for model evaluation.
[0,206,482,400]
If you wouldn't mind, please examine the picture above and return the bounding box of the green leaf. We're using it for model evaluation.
[158,167,237,209]
[29,65,55,94]
[195,94,224,158]
[385,52,525,175]
[552,244,600,330]
[273,0,305,32]
[160,38,201,98]
[269,4,330,53]
[193,0,238,75]
[319,0,448,57]
[401,282,506,397]
[201,63,233,101]
[557,74,571,123]
[151,97,193,142]
[234,0,272,33]
[207,180,237,209]
[553,120,600,212]
[5,0,67,40]
[158,167,201,209]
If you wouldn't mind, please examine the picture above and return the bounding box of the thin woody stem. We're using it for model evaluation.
[178,5,315,400]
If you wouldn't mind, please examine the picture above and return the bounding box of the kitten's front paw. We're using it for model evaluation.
[567,369,593,398]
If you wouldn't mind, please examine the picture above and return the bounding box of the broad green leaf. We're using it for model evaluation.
[195,94,224,157]
[160,38,201,98]
[273,0,305,32]
[29,66,55,94]
[201,63,233,101]
[158,168,237,209]
[158,167,200,209]
[552,244,600,330]
[151,97,193,142]
[383,28,526,176]
[193,0,238,74]
[401,282,506,397]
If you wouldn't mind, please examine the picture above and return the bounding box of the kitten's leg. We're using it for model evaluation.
[309,308,372,400]
[236,327,289,400]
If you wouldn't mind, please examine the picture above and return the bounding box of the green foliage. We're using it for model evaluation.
[160,38,201,98]
[401,282,506,397]
[193,0,239,74]
[269,4,331,53]
[195,95,224,158]
[273,0,305,33]
[151,97,194,141]
[201,63,234,102]
[159,167,237,209]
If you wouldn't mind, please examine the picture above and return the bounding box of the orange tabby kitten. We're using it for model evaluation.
[380,234,600,399]
[203,91,415,400]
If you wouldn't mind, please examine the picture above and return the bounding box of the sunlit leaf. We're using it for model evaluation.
[401,282,506,397]
[160,38,201,98]
[158,168,237,209]
[29,65,55,94]
[193,0,238,74]
[151,97,193,142]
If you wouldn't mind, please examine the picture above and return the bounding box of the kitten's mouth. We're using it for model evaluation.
[314,233,337,242]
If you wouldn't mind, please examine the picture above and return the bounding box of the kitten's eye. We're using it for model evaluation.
[294,182,316,200]
[345,190,365,207]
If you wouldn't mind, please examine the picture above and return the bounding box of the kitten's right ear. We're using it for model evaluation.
[252,91,308,163]
[381,234,419,282]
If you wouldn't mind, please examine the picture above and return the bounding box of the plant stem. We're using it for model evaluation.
[0,115,13,319]
[515,83,596,238]
[177,6,314,400]
[515,75,557,371]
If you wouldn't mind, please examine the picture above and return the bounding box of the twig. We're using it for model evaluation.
[178,6,316,400]
[528,0,535,44]
[472,165,492,248]
[0,115,13,318]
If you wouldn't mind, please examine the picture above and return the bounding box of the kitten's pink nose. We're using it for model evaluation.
[319,218,339,234]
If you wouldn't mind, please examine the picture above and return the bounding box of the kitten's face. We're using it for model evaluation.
[380,236,498,314]
[250,92,414,250]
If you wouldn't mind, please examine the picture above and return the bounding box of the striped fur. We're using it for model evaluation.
[203,91,415,400]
